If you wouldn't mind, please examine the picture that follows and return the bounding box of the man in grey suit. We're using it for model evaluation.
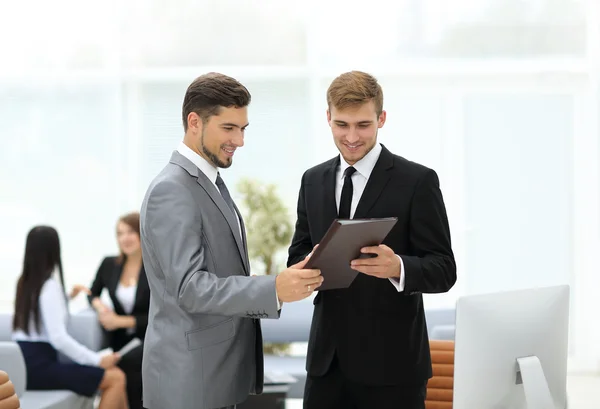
[139,72,323,409]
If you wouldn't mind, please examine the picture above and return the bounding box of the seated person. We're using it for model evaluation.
[74,212,149,409]
[0,370,20,409]
[12,226,127,409]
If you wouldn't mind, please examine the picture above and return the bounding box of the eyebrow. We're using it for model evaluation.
[334,120,373,125]
[221,122,249,129]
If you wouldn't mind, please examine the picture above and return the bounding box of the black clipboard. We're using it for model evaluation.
[304,217,398,291]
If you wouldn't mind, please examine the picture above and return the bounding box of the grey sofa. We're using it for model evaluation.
[261,296,457,399]
[424,306,456,340]
[261,296,314,399]
[0,309,104,409]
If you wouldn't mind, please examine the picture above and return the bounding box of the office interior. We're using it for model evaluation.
[1,0,599,407]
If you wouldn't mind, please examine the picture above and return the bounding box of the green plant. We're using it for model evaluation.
[237,178,293,355]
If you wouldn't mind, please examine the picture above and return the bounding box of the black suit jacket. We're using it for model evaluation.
[88,256,150,350]
[287,144,456,386]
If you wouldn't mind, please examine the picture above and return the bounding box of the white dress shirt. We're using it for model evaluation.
[177,142,281,307]
[335,143,406,291]
[178,142,220,191]
[12,276,102,366]
[177,142,241,235]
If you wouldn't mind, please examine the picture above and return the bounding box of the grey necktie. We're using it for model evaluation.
[216,173,237,218]
[216,173,245,252]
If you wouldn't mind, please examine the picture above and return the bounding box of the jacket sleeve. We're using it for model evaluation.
[143,179,280,318]
[401,169,457,294]
[287,173,313,267]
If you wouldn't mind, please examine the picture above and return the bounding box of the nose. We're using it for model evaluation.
[345,129,359,144]
[232,131,244,147]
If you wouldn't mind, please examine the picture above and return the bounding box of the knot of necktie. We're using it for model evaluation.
[344,166,357,178]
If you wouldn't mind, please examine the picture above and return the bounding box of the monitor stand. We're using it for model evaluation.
[516,356,555,409]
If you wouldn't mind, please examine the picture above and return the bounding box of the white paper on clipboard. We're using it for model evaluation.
[117,337,142,356]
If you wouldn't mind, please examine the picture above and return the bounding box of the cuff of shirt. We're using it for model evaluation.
[94,352,103,367]
[276,283,282,310]
[388,255,405,292]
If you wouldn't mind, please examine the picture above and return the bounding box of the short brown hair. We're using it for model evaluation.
[326,71,384,116]
[182,72,251,131]
[116,211,140,264]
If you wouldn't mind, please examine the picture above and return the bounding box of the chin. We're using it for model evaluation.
[218,160,232,169]
[218,156,233,168]
[343,151,366,163]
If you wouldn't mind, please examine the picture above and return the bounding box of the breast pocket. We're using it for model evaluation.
[185,318,235,351]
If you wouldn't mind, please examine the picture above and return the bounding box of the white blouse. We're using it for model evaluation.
[116,282,136,315]
[12,277,101,366]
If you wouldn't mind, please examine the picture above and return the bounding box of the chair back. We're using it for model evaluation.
[425,340,454,409]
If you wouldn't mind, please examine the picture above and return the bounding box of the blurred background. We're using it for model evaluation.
[1,0,599,374]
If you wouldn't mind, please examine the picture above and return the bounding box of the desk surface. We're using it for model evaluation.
[262,384,291,394]
[264,371,297,385]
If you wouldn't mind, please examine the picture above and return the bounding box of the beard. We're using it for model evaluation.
[201,129,232,169]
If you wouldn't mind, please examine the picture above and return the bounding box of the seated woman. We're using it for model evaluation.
[11,226,128,409]
[85,212,149,409]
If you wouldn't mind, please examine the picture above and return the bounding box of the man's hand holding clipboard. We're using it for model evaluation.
[303,217,398,291]
[349,244,402,280]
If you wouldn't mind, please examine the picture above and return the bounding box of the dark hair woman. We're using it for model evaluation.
[12,226,129,409]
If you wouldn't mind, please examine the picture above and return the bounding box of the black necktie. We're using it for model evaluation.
[339,166,356,219]
[216,173,237,218]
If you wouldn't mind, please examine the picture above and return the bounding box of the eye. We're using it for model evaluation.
[337,123,348,128]
[223,127,233,131]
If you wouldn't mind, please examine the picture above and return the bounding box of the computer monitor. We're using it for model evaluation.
[453,285,570,409]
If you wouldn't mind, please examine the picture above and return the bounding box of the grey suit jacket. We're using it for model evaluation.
[139,151,279,409]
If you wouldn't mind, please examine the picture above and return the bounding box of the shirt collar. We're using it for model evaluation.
[177,142,219,184]
[339,143,382,180]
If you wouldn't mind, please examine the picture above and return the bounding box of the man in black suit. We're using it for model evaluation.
[287,71,457,409]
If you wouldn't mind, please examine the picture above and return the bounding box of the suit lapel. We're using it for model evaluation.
[169,151,248,274]
[323,157,340,222]
[354,145,394,219]
[108,263,124,313]
[132,265,147,310]
[196,177,248,274]
[232,201,251,274]
[111,262,147,313]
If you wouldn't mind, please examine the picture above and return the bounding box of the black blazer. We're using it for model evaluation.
[287,144,456,386]
[88,256,150,350]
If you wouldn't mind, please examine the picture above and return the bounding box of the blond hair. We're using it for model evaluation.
[326,71,383,115]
